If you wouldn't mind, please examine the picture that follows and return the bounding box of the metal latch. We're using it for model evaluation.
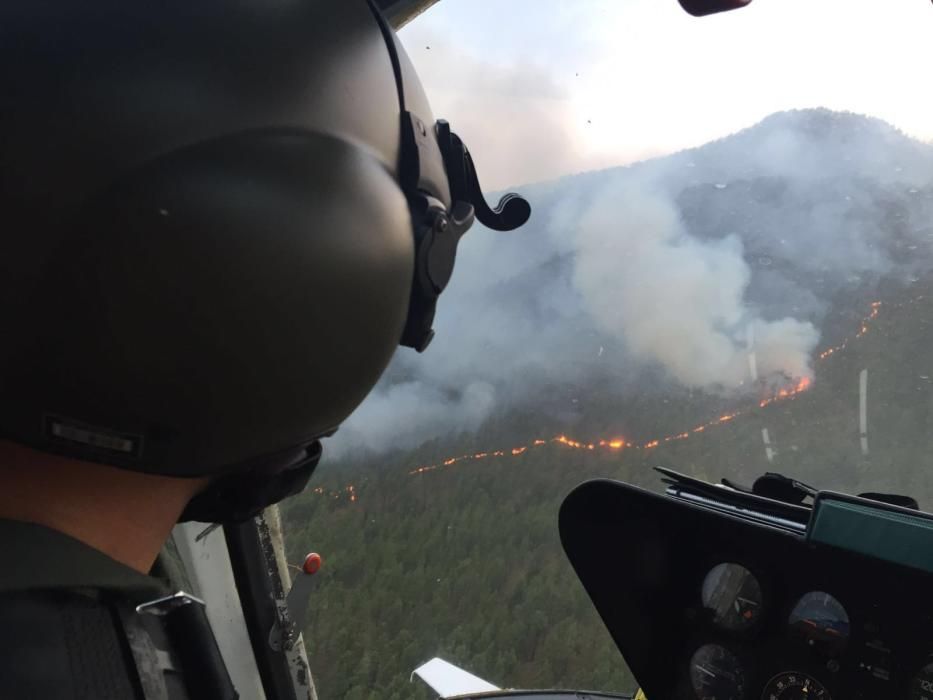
[135,591,238,700]
[269,552,322,652]
[137,591,206,616]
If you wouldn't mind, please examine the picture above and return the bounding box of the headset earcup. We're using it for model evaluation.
[2,131,413,476]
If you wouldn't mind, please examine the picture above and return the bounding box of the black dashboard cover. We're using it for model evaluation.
[559,478,933,700]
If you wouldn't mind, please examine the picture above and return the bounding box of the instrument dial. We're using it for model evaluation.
[701,563,763,632]
[788,592,850,657]
[689,643,746,700]
[761,672,830,699]
[908,659,933,700]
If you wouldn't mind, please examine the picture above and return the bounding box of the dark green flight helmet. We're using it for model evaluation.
[0,0,529,522]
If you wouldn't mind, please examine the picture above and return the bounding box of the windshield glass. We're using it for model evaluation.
[281,2,933,697]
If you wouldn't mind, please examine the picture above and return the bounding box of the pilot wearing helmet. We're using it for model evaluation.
[0,1,527,697]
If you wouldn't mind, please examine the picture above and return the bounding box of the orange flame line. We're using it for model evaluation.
[403,300,885,479]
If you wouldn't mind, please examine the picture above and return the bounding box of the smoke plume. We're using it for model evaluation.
[573,184,819,390]
[329,110,933,457]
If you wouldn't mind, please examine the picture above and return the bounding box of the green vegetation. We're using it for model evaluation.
[283,440,641,699]
[282,284,933,699]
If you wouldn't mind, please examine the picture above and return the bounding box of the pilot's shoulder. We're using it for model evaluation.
[0,518,167,597]
[0,519,166,699]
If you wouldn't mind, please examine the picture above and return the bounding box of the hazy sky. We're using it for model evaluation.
[400,0,933,189]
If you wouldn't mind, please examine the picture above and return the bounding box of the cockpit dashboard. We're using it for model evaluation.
[559,472,933,700]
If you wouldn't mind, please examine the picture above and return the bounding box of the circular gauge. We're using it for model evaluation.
[701,563,763,632]
[689,643,747,700]
[788,592,850,657]
[908,659,933,700]
[761,672,830,699]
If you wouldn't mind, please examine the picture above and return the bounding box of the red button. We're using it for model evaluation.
[302,552,322,575]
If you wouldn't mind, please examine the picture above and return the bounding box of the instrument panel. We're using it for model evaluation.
[559,479,933,700]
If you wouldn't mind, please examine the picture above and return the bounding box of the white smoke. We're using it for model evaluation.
[325,109,932,458]
[332,381,496,455]
[572,184,819,389]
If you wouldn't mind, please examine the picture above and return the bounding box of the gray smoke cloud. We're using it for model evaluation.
[401,26,585,190]
[573,184,819,389]
[339,380,496,455]
[327,109,933,457]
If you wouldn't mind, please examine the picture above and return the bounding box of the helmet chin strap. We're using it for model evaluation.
[180,441,322,523]
[397,115,531,352]
[366,0,530,353]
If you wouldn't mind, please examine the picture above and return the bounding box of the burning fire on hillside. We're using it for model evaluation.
[312,298,897,502]
[407,300,885,477]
